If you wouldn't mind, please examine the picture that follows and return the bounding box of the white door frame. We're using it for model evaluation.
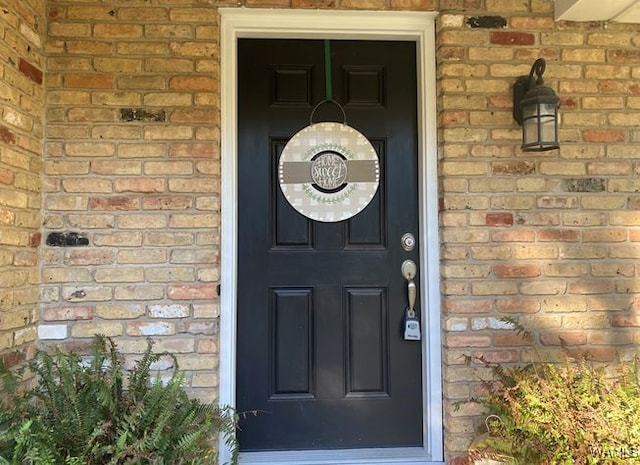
[218,8,442,465]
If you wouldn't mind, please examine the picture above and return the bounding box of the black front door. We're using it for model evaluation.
[237,39,422,452]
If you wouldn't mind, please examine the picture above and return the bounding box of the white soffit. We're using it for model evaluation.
[555,0,640,22]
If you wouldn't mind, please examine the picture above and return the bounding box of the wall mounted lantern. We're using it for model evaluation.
[513,58,560,152]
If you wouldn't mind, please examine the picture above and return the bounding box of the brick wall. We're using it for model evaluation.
[42,0,220,399]
[0,0,45,369]
[20,0,640,462]
[437,2,640,460]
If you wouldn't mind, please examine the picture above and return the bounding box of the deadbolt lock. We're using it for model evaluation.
[401,233,416,252]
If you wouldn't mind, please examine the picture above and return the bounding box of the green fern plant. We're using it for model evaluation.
[465,319,640,465]
[0,335,238,464]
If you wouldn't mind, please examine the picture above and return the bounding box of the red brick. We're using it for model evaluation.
[0,126,16,145]
[493,264,540,278]
[490,32,535,46]
[18,58,43,85]
[2,350,27,369]
[582,129,625,142]
[29,233,41,248]
[485,212,513,226]
[64,73,114,89]
[49,7,63,18]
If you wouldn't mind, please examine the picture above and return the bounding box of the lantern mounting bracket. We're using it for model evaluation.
[513,58,547,125]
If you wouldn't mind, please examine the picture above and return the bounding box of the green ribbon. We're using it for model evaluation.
[324,40,333,101]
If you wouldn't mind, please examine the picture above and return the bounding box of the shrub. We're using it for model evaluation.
[0,335,238,465]
[466,321,640,465]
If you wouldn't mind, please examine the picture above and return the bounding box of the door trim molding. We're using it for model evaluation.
[219,8,443,465]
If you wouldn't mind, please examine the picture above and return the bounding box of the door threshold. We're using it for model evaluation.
[239,447,444,465]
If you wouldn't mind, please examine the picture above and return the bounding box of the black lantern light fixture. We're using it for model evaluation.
[513,58,560,152]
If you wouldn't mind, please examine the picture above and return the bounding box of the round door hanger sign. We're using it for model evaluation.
[278,122,380,222]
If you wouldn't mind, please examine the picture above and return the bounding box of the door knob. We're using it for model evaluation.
[401,260,417,317]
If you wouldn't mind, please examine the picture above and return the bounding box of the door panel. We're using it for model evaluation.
[272,139,312,248]
[345,287,389,396]
[237,39,421,452]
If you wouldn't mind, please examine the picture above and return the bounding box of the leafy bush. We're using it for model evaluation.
[0,335,237,464]
[466,321,640,465]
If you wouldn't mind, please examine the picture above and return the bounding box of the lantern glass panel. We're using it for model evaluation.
[539,114,556,143]
[523,116,538,146]
[538,102,556,117]
[521,100,558,151]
